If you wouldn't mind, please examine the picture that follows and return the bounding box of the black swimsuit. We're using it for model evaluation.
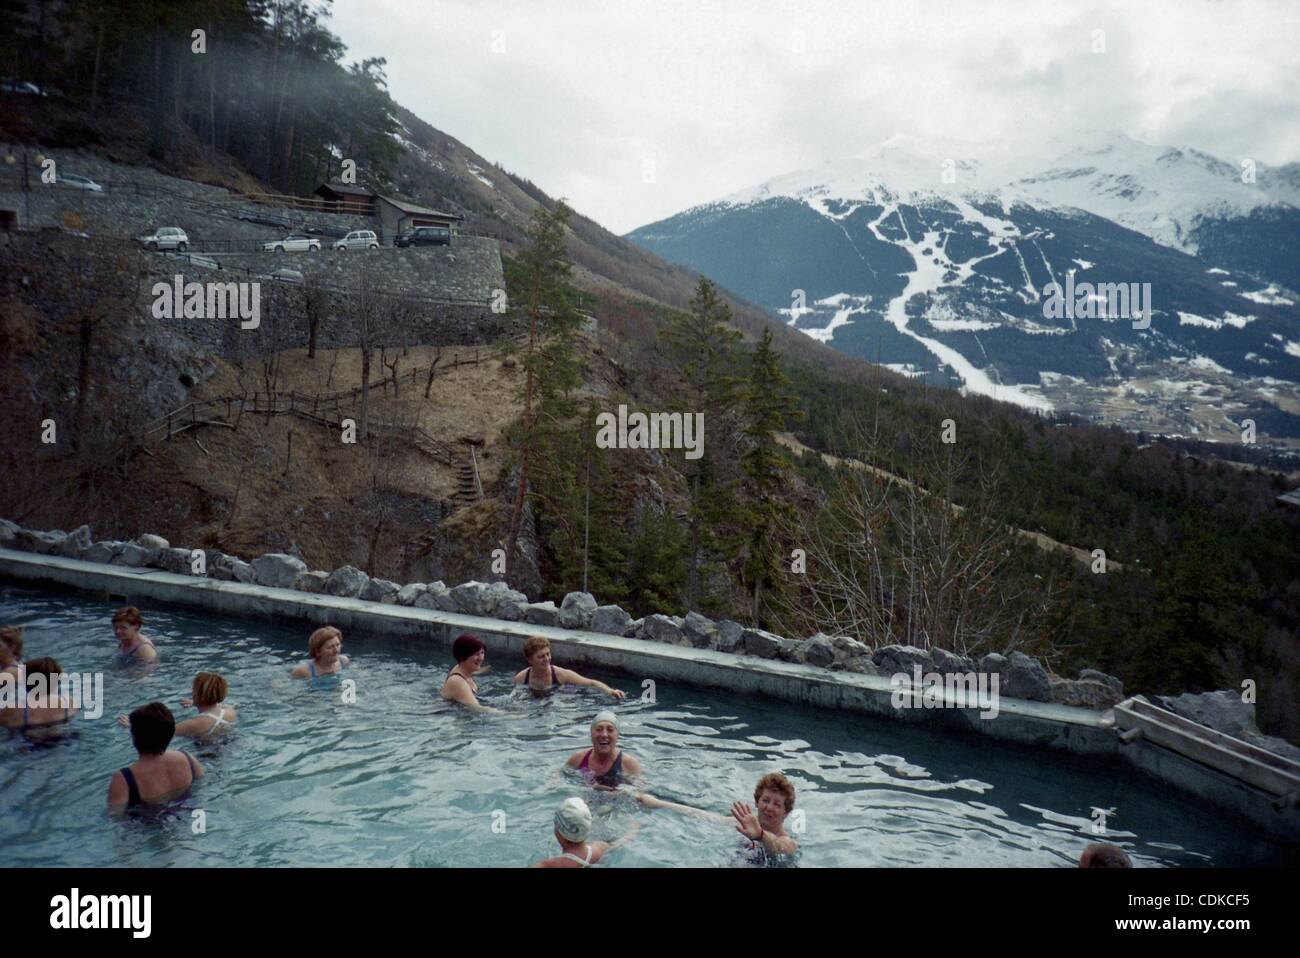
[523,666,560,693]
[119,753,200,807]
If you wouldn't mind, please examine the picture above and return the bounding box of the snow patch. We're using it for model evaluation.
[1240,284,1294,306]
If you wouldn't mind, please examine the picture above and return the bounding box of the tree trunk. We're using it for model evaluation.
[89,16,105,113]
[359,348,371,441]
[504,303,538,576]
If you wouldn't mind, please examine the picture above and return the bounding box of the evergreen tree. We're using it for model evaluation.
[504,200,583,580]
[740,329,804,624]
[659,277,746,610]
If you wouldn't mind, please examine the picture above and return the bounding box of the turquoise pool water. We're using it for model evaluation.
[0,583,1282,867]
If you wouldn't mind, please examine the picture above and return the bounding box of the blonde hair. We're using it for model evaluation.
[523,635,550,660]
[308,626,342,660]
[192,671,228,708]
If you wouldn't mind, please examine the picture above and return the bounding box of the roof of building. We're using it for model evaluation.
[315,182,377,198]
[1277,489,1300,509]
[376,194,464,220]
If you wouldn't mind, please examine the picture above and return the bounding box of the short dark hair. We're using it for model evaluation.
[1079,842,1133,868]
[452,634,486,662]
[24,656,61,683]
[129,702,176,756]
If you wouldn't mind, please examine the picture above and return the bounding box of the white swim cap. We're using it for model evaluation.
[554,797,592,842]
[591,710,619,730]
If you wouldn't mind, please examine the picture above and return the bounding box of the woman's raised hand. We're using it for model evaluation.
[731,801,762,841]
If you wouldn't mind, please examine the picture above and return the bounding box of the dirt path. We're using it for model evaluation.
[776,432,1121,571]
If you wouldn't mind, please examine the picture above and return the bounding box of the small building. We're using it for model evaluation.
[314,182,378,215]
[376,195,464,239]
[1277,489,1300,511]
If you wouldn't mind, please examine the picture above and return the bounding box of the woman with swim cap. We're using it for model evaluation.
[564,711,642,789]
[532,797,638,868]
[289,627,349,689]
[112,607,158,664]
[637,771,800,862]
[107,702,204,810]
[441,634,499,713]
[513,636,625,699]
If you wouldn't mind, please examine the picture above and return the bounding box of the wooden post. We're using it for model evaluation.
[166,412,173,439]
[285,429,293,475]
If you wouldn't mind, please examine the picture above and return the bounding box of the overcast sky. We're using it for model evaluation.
[330,0,1300,234]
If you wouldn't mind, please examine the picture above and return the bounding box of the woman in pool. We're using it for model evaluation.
[0,626,25,686]
[107,702,204,810]
[513,636,625,699]
[636,771,799,862]
[115,674,234,737]
[532,797,640,868]
[112,607,158,664]
[0,656,77,734]
[176,672,237,740]
[440,633,500,713]
[289,626,349,688]
[564,711,642,789]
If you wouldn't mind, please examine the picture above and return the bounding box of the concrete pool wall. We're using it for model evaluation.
[2,548,1297,845]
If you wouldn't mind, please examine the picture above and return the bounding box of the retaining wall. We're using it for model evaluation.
[1,548,1295,843]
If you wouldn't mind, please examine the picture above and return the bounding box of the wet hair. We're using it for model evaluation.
[523,635,550,660]
[0,625,23,658]
[308,627,342,660]
[129,702,176,756]
[24,656,61,684]
[1079,842,1133,868]
[192,672,228,708]
[755,772,796,813]
[452,634,486,662]
[112,607,143,628]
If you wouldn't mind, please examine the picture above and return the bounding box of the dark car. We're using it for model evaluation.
[395,226,452,248]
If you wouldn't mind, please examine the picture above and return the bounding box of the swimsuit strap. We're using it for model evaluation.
[551,666,559,687]
[523,667,531,684]
[121,767,142,807]
[578,748,592,770]
[184,752,199,783]
[560,845,593,867]
[447,671,474,690]
[308,661,316,678]
[205,709,228,731]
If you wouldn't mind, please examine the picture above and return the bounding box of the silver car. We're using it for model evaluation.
[333,229,380,251]
[263,234,321,253]
[57,172,104,192]
[136,227,189,251]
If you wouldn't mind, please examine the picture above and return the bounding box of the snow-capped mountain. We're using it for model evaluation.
[626,134,1300,442]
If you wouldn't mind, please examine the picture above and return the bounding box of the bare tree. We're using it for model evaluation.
[777,413,1055,657]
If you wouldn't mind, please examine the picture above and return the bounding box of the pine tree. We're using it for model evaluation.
[740,329,804,624]
[659,277,745,609]
[505,200,583,581]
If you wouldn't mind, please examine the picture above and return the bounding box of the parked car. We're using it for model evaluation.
[263,234,320,253]
[261,267,304,285]
[1,80,46,96]
[333,229,380,251]
[394,226,451,248]
[57,172,104,192]
[136,227,189,251]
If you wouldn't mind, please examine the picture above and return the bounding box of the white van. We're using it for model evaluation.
[333,230,380,251]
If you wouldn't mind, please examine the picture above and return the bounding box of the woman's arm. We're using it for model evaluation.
[107,771,128,808]
[289,663,309,678]
[174,717,206,738]
[636,792,730,824]
[555,668,626,700]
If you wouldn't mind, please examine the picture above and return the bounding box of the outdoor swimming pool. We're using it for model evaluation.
[0,583,1283,867]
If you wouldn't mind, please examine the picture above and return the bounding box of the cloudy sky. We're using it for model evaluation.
[331,0,1300,234]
